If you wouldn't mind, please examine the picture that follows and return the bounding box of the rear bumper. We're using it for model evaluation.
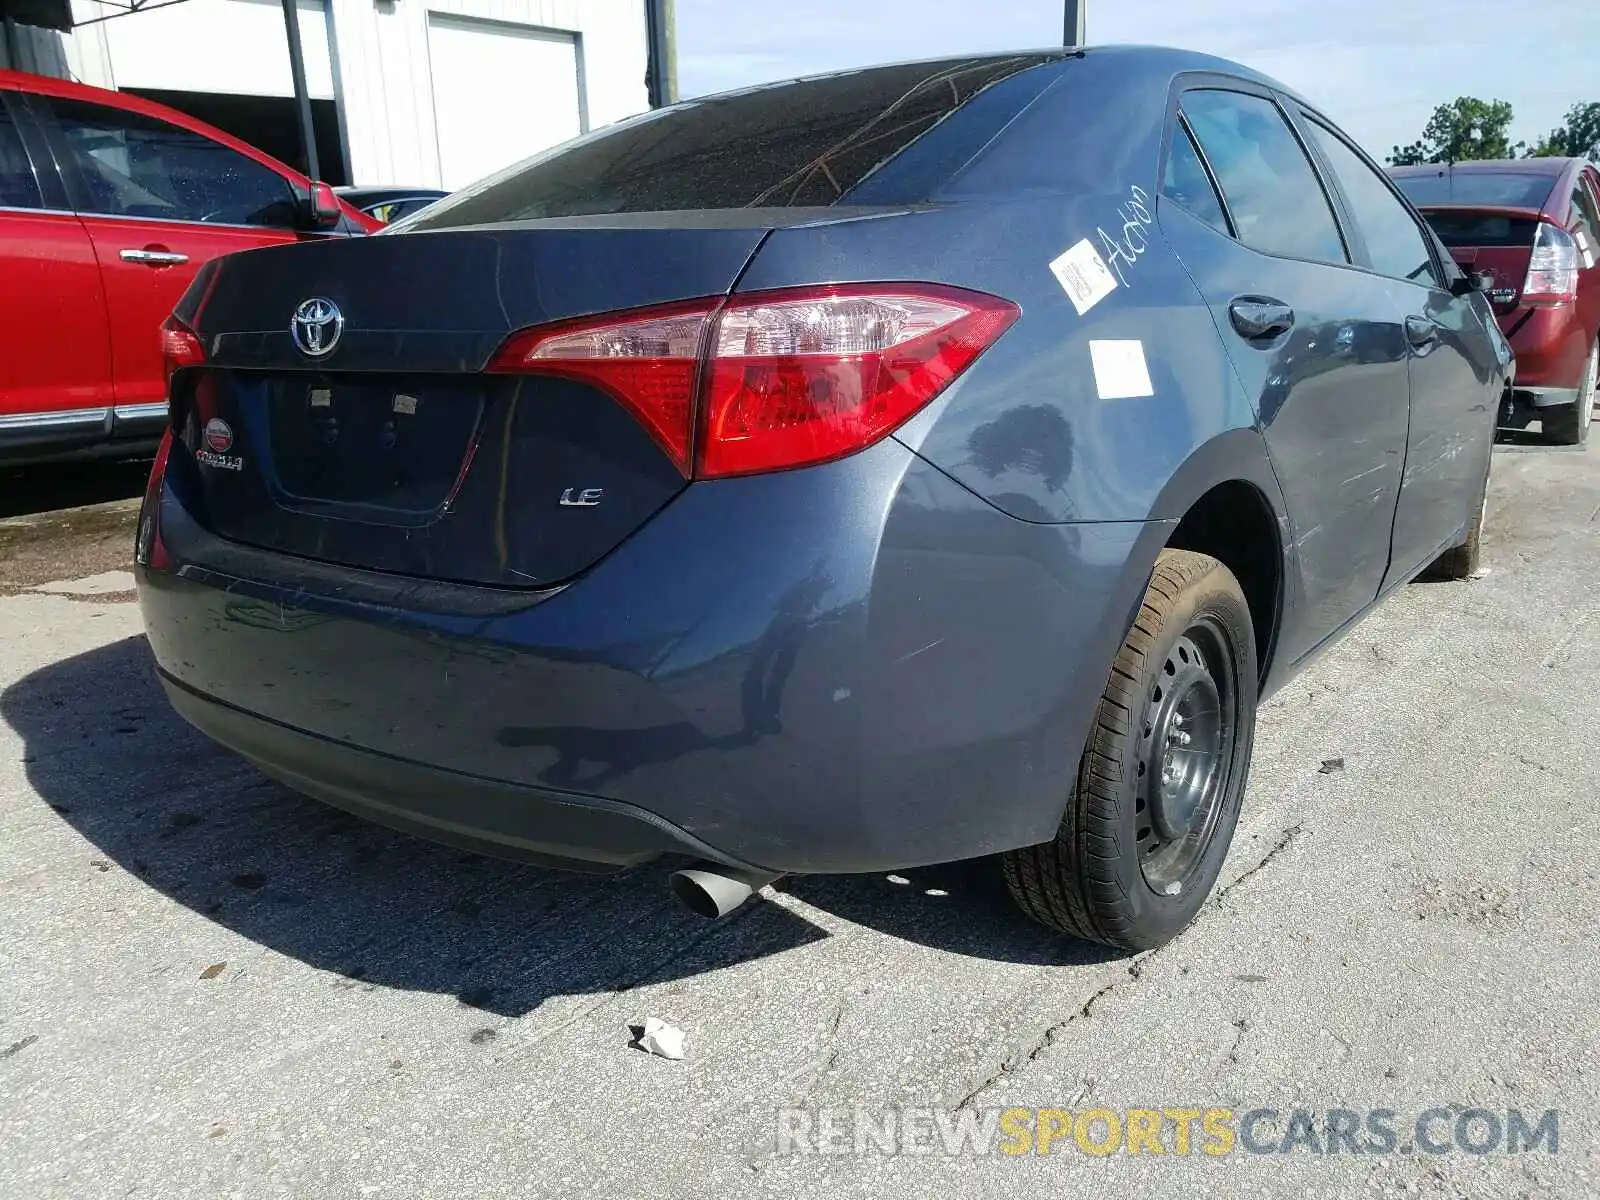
[138,435,1170,874]
[159,672,755,872]
[1519,385,1580,410]
[1499,305,1591,395]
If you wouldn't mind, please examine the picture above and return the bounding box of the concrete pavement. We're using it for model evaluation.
[1,439,1597,1198]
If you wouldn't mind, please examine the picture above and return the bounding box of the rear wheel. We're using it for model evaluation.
[1543,341,1597,446]
[1002,549,1257,950]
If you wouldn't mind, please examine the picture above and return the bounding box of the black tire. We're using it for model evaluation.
[1543,341,1597,445]
[1003,549,1257,950]
[1422,468,1488,581]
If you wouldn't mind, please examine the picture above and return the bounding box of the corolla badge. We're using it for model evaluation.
[290,297,344,357]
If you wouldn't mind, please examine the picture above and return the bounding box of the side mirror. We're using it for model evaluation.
[304,181,342,230]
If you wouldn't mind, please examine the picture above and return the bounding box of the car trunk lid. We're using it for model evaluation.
[168,220,783,589]
[1417,205,1542,307]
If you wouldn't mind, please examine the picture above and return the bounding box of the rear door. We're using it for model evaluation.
[1295,112,1495,581]
[1163,85,1411,664]
[34,94,306,429]
[0,89,114,442]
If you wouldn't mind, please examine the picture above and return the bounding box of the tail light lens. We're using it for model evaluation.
[700,286,1018,477]
[487,300,709,473]
[1523,222,1579,305]
[487,284,1018,478]
[161,314,206,390]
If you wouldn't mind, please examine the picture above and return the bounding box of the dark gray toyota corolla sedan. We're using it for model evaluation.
[137,46,1511,950]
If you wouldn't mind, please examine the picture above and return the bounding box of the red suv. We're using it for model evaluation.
[0,71,379,464]
[1391,157,1600,443]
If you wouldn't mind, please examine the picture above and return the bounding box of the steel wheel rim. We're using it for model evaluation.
[1135,618,1238,895]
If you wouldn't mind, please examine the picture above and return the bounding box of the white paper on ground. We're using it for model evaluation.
[637,1017,686,1060]
[1048,238,1119,315]
[1088,339,1155,400]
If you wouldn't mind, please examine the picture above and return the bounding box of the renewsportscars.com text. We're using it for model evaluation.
[774,1105,1559,1158]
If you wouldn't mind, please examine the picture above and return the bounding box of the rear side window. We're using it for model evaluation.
[0,101,43,209]
[404,55,1063,229]
[42,97,297,227]
[1390,170,1557,209]
[1181,90,1347,264]
[1303,119,1436,285]
[1161,120,1230,235]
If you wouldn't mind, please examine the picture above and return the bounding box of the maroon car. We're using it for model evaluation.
[1391,158,1600,443]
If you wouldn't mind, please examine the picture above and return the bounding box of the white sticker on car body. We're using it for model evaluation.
[1049,238,1120,315]
[1089,339,1154,400]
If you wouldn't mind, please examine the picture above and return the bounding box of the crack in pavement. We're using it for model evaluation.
[952,821,1306,1111]
[801,996,848,1095]
[1224,1016,1248,1066]
[1214,822,1305,905]
[952,970,1132,1111]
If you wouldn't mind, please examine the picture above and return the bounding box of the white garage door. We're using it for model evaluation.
[427,15,583,191]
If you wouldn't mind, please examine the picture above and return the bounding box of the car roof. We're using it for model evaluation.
[743,44,1299,100]
[1387,158,1586,218]
[1388,158,1577,178]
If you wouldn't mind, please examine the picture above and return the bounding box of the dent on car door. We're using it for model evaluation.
[1163,87,1410,665]
[1296,113,1497,582]
[37,95,303,428]
[0,92,114,436]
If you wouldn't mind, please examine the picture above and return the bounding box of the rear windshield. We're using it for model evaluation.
[1421,211,1539,248]
[401,55,1063,229]
[1391,169,1557,209]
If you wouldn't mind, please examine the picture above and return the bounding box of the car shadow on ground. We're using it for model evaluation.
[2,635,1115,1019]
[0,458,152,519]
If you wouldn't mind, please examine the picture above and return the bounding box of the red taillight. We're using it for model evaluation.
[486,299,712,474]
[161,314,206,389]
[700,285,1018,477]
[485,284,1018,479]
[1523,222,1579,305]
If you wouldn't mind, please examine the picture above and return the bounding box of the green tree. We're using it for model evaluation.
[1522,102,1600,160]
[1388,97,1517,165]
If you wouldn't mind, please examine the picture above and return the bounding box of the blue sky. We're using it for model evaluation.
[676,0,1600,161]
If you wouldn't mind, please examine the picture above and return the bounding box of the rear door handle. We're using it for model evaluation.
[1228,298,1295,341]
[1404,315,1439,348]
[120,248,189,267]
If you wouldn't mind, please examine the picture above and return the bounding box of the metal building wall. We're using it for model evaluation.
[8,0,649,190]
[325,0,650,187]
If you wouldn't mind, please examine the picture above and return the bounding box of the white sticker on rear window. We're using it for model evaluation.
[1049,238,1120,315]
[1089,339,1154,400]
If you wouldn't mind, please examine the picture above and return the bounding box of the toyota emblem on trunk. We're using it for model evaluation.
[291,297,344,358]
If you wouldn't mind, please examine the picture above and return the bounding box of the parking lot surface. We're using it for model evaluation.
[2,440,1597,1198]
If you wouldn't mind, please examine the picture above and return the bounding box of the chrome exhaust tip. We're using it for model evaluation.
[668,864,782,918]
